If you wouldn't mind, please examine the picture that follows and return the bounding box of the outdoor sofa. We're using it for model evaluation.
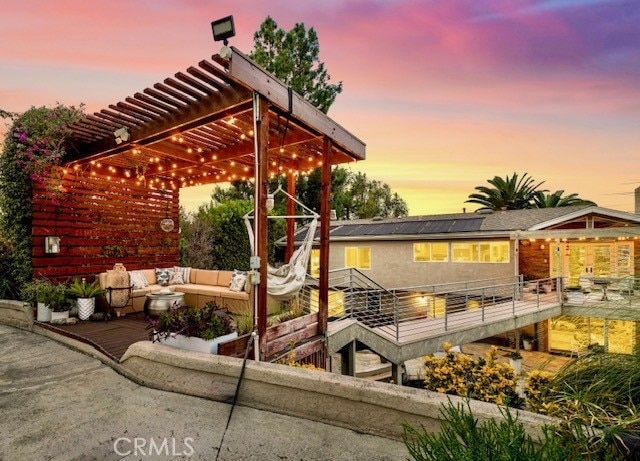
[98,268,252,316]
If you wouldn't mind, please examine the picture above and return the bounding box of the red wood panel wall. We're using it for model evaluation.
[32,173,179,281]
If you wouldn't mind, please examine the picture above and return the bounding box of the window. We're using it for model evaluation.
[451,241,509,263]
[310,249,320,278]
[345,246,371,270]
[414,242,449,262]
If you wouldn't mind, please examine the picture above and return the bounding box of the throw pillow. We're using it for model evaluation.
[129,270,148,289]
[229,269,247,292]
[172,266,192,284]
[155,268,171,286]
[168,268,184,285]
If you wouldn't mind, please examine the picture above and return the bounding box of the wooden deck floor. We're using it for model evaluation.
[36,312,149,361]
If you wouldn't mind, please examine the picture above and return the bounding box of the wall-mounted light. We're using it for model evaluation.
[114,127,130,144]
[45,236,60,254]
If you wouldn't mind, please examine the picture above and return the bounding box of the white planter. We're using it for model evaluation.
[509,358,522,375]
[50,310,70,322]
[77,298,96,320]
[523,339,532,351]
[159,331,238,354]
[36,302,51,322]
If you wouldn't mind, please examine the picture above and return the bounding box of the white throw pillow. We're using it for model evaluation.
[229,270,247,292]
[129,270,148,289]
[172,266,191,284]
[168,268,184,285]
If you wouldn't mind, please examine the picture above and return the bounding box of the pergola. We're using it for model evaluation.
[62,47,366,359]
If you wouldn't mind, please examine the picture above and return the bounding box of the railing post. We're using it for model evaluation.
[512,282,516,315]
[394,296,399,342]
[444,293,448,331]
[481,288,485,322]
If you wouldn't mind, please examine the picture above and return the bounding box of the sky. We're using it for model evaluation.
[1,0,639,215]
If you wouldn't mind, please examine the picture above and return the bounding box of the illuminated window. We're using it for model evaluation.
[414,242,449,262]
[451,241,509,263]
[345,246,371,270]
[310,249,320,278]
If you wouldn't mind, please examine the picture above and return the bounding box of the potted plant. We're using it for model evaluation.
[21,278,57,322]
[508,351,523,375]
[67,278,105,320]
[47,283,71,322]
[147,301,238,354]
[521,333,534,351]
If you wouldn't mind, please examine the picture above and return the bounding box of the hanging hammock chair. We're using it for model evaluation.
[244,187,319,301]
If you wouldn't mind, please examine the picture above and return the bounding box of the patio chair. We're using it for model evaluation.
[577,275,592,293]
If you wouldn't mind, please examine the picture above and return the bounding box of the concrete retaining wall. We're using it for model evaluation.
[120,341,557,441]
[0,299,33,330]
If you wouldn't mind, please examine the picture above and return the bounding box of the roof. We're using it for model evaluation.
[281,205,640,244]
[63,48,365,191]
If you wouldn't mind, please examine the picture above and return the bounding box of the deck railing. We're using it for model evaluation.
[301,271,559,342]
[561,275,640,308]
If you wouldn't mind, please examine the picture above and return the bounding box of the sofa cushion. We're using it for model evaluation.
[195,269,219,286]
[189,269,198,284]
[218,287,249,301]
[217,271,233,287]
[195,285,224,297]
[141,269,157,285]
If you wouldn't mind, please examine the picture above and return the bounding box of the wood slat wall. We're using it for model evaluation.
[32,173,179,281]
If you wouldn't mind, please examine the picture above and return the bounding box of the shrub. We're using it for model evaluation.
[524,369,558,415]
[402,399,624,461]
[423,345,522,407]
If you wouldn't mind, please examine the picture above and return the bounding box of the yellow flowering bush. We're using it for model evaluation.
[524,369,559,415]
[423,345,522,407]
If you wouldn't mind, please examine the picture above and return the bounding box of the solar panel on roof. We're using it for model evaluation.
[450,218,483,232]
[422,220,455,233]
[367,223,399,235]
[397,221,424,234]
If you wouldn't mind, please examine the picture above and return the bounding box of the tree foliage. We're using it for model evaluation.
[532,190,596,208]
[466,172,596,211]
[180,199,285,270]
[250,16,342,114]
[0,104,83,298]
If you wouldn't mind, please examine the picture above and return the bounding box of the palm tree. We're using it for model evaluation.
[466,172,546,211]
[532,190,596,208]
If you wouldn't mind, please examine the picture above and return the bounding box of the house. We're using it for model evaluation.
[287,205,640,355]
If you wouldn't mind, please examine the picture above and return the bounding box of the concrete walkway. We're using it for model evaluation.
[0,325,407,461]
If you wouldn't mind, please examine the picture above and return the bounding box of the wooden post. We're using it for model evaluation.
[256,94,270,360]
[319,137,332,335]
[286,173,296,262]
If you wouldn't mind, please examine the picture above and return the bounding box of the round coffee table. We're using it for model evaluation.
[144,290,185,317]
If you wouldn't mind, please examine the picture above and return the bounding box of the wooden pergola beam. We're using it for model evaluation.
[228,47,366,162]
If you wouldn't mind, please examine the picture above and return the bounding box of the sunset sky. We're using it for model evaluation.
[1,0,638,215]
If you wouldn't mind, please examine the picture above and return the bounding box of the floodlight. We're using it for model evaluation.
[211,16,235,45]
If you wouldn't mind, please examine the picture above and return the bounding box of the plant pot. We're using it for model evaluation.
[50,310,69,322]
[523,339,532,351]
[509,358,522,375]
[77,297,96,320]
[158,331,238,354]
[36,302,51,322]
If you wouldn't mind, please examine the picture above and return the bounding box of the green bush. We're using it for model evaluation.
[402,399,624,461]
